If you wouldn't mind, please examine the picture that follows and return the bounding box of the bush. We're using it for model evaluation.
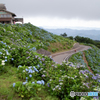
[52,48,56,53]
[63,46,66,49]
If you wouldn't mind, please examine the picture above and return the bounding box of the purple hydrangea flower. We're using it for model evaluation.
[26,56,30,59]
[47,83,50,87]
[92,76,97,80]
[98,80,100,82]
[42,58,45,61]
[42,74,45,77]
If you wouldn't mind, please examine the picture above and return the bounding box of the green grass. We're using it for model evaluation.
[0,65,22,100]
[0,65,59,100]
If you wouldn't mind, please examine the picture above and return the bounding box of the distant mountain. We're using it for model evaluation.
[45,28,100,40]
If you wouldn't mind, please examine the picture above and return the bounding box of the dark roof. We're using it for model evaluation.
[0,4,16,17]
[0,4,6,10]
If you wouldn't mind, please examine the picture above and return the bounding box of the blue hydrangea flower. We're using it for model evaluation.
[28,69,33,73]
[32,70,35,73]
[41,80,45,85]
[5,56,7,59]
[33,67,39,72]
[25,68,28,71]
[40,61,42,63]
[37,64,40,68]
[26,77,28,80]
[37,81,42,84]
[32,82,35,84]
[13,83,16,87]
[5,59,7,62]
[23,82,27,85]
[28,46,30,48]
[11,58,14,60]
[37,80,45,85]
[28,66,32,69]
[26,80,28,82]
[29,74,32,78]
[0,52,2,54]
[18,65,22,68]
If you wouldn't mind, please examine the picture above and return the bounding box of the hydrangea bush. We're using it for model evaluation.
[0,23,99,99]
[84,45,100,74]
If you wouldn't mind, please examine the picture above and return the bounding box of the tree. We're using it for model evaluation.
[68,36,73,40]
[60,32,67,37]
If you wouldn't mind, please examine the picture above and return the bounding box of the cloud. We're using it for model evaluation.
[24,17,100,29]
[1,0,100,20]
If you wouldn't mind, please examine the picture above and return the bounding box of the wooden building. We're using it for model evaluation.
[0,4,23,24]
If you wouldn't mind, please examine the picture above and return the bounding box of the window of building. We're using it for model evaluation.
[0,14,11,18]
[1,15,4,17]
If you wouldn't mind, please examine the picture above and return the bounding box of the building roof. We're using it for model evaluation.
[0,4,16,17]
[0,4,6,10]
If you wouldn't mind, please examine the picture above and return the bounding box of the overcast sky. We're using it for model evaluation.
[1,0,100,29]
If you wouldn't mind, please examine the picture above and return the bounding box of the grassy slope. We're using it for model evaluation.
[0,23,75,53]
[0,23,75,100]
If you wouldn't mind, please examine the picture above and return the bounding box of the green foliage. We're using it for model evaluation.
[68,36,73,40]
[1,23,99,100]
[75,35,100,48]
[67,46,71,49]
[60,33,67,37]
[11,81,42,98]
[52,48,56,53]
[63,46,66,49]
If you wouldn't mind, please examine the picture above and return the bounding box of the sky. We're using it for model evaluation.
[1,0,100,29]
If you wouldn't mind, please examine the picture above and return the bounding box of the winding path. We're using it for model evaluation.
[51,43,91,64]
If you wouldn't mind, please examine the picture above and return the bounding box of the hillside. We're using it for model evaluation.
[45,28,100,40]
[0,23,74,54]
[0,23,100,100]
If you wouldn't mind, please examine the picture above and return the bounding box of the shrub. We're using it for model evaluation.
[52,48,56,53]
[63,46,66,49]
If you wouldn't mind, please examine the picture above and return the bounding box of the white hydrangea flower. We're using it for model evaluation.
[59,87,61,90]
[80,76,83,78]
[2,60,5,65]
[50,79,52,81]
[23,70,25,72]
[43,70,46,73]
[59,83,63,85]
[80,97,87,100]
[74,76,77,78]
[64,75,67,77]
[71,77,74,79]
[55,85,59,88]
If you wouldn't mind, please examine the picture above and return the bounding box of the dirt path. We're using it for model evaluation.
[83,52,94,74]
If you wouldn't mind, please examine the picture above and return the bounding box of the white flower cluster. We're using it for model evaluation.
[1,60,5,65]
[53,85,61,91]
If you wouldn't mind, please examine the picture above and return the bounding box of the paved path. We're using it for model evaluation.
[51,43,91,64]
